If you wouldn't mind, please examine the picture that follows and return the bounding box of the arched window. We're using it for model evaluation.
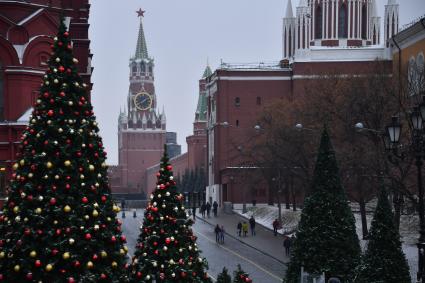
[416,53,424,95]
[141,62,146,73]
[373,26,377,45]
[361,5,367,39]
[408,57,417,97]
[315,5,323,39]
[0,62,3,121]
[284,27,287,58]
[131,63,137,75]
[338,4,347,38]
[391,13,395,37]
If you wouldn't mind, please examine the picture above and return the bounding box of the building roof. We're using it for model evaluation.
[202,65,212,78]
[135,17,149,59]
[285,0,294,18]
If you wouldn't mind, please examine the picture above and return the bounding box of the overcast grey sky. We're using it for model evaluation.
[89,0,425,165]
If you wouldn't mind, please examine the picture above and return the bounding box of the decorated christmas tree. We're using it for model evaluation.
[217,267,232,283]
[233,264,252,283]
[129,146,211,282]
[355,187,411,283]
[285,127,361,283]
[0,20,129,282]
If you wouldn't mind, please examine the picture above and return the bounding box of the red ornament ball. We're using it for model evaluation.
[58,66,65,72]
[85,233,92,240]
[82,197,88,203]
[64,32,69,37]
[68,277,75,283]
[47,110,54,117]
[35,260,42,267]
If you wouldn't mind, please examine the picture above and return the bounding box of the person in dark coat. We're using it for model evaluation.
[219,225,225,244]
[206,202,211,218]
[200,203,206,218]
[283,236,291,256]
[249,216,256,236]
[214,224,221,243]
[237,221,242,237]
[213,201,219,217]
[272,219,279,236]
[192,207,196,220]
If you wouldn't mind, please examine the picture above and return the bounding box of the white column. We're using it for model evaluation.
[348,0,351,39]
[331,0,335,38]
[322,1,325,39]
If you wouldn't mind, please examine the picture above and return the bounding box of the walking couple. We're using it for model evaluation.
[214,224,225,244]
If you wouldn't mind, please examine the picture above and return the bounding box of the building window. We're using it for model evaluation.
[141,62,146,73]
[236,120,239,127]
[132,64,137,75]
[235,97,240,107]
[315,5,323,39]
[39,54,49,66]
[0,63,3,121]
[256,97,262,105]
[361,5,367,39]
[338,4,347,38]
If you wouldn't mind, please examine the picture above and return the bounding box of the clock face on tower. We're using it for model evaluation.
[134,91,153,111]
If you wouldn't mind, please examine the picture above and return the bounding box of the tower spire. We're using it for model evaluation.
[285,0,294,18]
[135,8,149,59]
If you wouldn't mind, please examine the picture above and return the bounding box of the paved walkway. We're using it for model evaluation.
[193,210,290,264]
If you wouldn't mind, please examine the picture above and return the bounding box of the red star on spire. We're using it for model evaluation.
[136,8,145,17]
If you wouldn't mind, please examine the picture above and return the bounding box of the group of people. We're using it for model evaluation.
[214,224,225,244]
[236,216,256,237]
[200,201,219,218]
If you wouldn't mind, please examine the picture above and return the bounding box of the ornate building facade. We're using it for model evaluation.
[110,10,180,196]
[206,0,401,205]
[0,0,92,198]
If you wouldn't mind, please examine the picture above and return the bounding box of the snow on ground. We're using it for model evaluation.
[235,203,418,282]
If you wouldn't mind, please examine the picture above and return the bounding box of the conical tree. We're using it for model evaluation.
[217,267,232,283]
[129,146,211,282]
[285,127,361,283]
[355,187,411,283]
[233,264,252,283]
[0,20,129,282]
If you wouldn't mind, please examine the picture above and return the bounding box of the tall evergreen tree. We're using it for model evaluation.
[0,20,129,282]
[355,187,411,283]
[285,127,361,283]
[233,264,252,283]
[129,146,211,282]
[217,267,232,283]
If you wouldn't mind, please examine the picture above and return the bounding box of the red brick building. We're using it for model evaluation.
[110,11,181,197]
[0,0,92,198]
[206,0,400,206]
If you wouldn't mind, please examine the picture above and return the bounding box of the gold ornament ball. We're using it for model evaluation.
[92,210,99,217]
[63,252,70,260]
[46,162,53,169]
[35,208,42,214]
[30,251,37,258]
[101,251,107,258]
[119,249,125,255]
[111,261,118,268]
[84,215,89,220]
[12,163,18,170]
[13,206,19,214]
[89,164,95,171]
[64,205,71,213]
[19,159,25,166]
[0,252,5,258]
[14,265,20,272]
[64,160,71,167]
[87,261,94,269]
[45,264,53,272]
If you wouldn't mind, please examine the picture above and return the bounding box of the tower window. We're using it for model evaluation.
[338,4,347,38]
[315,5,323,39]
[141,63,146,73]
[236,120,239,127]
[235,97,240,107]
[361,5,367,39]
[256,97,262,105]
[132,64,137,75]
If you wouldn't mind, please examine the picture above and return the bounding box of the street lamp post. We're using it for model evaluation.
[385,99,425,282]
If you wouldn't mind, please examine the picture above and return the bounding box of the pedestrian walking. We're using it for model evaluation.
[237,221,242,237]
[219,225,225,244]
[213,201,218,217]
[201,203,206,218]
[192,207,196,221]
[249,216,256,236]
[206,202,211,218]
[272,219,279,236]
[283,236,291,256]
[214,224,221,243]
[242,221,248,237]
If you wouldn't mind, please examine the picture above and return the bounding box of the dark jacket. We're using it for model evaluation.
[237,222,242,230]
[249,217,255,227]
